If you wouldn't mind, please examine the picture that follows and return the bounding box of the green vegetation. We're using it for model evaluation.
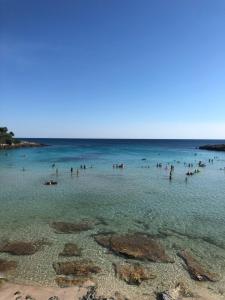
[0,127,19,145]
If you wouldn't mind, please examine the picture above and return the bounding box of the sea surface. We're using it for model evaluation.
[0,139,225,298]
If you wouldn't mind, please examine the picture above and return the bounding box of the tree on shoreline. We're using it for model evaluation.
[0,127,17,145]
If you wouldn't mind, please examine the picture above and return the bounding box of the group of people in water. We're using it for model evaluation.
[154,159,212,182]
[40,154,220,186]
[113,163,125,169]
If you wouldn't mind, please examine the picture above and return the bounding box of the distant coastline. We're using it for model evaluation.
[0,126,46,150]
[0,140,46,150]
[199,144,225,152]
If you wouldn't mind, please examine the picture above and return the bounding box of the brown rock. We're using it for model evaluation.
[51,221,94,233]
[0,258,17,272]
[113,262,155,285]
[94,233,111,248]
[53,260,101,276]
[55,276,95,288]
[178,250,219,282]
[0,240,48,255]
[94,233,173,263]
[59,243,82,257]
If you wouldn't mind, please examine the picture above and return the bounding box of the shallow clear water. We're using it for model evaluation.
[0,139,225,298]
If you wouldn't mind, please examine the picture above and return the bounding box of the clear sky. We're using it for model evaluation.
[1,0,225,139]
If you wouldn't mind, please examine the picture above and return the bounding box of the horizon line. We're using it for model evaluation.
[20,137,225,140]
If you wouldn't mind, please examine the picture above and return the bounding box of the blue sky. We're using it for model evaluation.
[1,0,225,138]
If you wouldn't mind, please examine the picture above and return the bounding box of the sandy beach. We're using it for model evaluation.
[0,281,88,300]
[0,281,224,300]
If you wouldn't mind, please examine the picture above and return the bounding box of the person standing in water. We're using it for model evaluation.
[70,167,73,174]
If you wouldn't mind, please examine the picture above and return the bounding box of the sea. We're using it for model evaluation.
[0,139,225,298]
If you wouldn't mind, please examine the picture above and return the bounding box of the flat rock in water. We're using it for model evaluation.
[0,258,17,272]
[94,233,173,263]
[53,260,101,276]
[178,250,219,282]
[55,276,95,288]
[113,262,155,285]
[59,243,82,257]
[51,221,94,233]
[0,240,48,255]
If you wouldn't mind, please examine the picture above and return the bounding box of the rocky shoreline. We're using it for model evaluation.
[0,221,224,300]
[0,141,47,150]
[199,144,225,151]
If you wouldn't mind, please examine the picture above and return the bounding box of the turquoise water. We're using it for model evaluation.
[0,139,225,298]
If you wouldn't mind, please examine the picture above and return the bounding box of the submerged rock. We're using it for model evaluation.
[178,250,219,282]
[59,243,82,257]
[94,233,112,248]
[0,258,17,272]
[0,240,48,255]
[113,262,155,285]
[53,260,101,276]
[94,233,173,263]
[55,276,95,288]
[51,221,94,233]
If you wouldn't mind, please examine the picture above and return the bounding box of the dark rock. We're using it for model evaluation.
[14,291,21,296]
[0,258,17,272]
[94,233,173,263]
[48,297,60,300]
[0,240,49,255]
[25,296,36,300]
[113,262,155,285]
[80,287,98,300]
[59,243,82,257]
[178,250,219,282]
[51,221,94,234]
[157,294,170,300]
[199,144,225,152]
[80,287,115,300]
[53,260,101,276]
